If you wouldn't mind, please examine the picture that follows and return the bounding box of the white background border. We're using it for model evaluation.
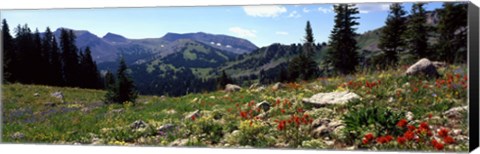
[0,0,478,154]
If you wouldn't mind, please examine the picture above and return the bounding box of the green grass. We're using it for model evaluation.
[2,65,469,151]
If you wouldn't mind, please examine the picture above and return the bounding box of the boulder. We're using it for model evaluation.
[33,93,40,97]
[311,118,344,138]
[443,106,468,119]
[302,91,361,107]
[169,138,189,146]
[129,120,148,130]
[157,124,176,136]
[256,101,271,112]
[50,91,65,103]
[405,58,440,78]
[224,84,242,93]
[185,110,201,120]
[249,83,260,89]
[11,132,25,140]
[271,82,285,91]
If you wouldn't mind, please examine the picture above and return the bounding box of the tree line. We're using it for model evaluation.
[2,20,102,89]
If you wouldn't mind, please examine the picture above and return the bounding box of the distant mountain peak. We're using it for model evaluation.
[103,32,128,43]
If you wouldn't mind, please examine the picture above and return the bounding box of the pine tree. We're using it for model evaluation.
[104,57,138,104]
[50,35,64,86]
[217,70,231,89]
[79,47,101,89]
[406,3,429,59]
[2,19,15,83]
[436,2,468,63]
[14,24,35,83]
[32,28,48,85]
[378,3,407,66]
[104,71,115,89]
[326,4,360,74]
[60,29,80,87]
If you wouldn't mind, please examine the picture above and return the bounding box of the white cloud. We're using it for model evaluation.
[275,31,289,35]
[357,4,390,14]
[302,8,311,13]
[317,6,333,14]
[242,5,287,18]
[288,10,301,18]
[229,27,257,38]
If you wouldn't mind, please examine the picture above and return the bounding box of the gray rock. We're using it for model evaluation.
[129,120,148,130]
[311,118,344,138]
[50,91,65,103]
[225,84,242,93]
[157,124,176,136]
[11,132,25,140]
[169,138,189,146]
[443,106,468,119]
[405,58,440,78]
[256,101,271,112]
[302,91,361,107]
[33,93,40,97]
[253,86,266,92]
[249,83,260,89]
[185,110,201,120]
[272,82,285,91]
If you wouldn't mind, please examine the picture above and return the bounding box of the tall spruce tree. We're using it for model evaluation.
[436,2,468,63]
[60,29,80,87]
[2,19,15,83]
[32,28,48,84]
[325,4,360,74]
[217,70,231,89]
[50,35,64,86]
[406,3,429,59]
[378,3,407,66]
[79,47,101,89]
[14,24,35,83]
[104,57,138,104]
[287,21,319,81]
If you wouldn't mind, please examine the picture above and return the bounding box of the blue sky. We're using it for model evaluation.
[1,2,443,47]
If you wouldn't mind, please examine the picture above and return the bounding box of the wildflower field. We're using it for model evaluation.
[2,64,469,152]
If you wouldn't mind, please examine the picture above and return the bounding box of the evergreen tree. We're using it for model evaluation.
[33,28,48,84]
[286,21,319,81]
[104,70,115,89]
[79,47,101,89]
[60,29,80,87]
[2,19,15,83]
[405,3,429,59]
[50,35,64,86]
[217,70,231,89]
[278,65,289,82]
[325,4,360,74]
[14,24,35,83]
[378,3,407,66]
[104,57,138,104]
[436,2,468,63]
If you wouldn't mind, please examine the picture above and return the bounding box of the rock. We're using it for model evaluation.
[169,138,189,146]
[249,83,260,89]
[311,118,344,138]
[443,106,468,119]
[185,110,201,120]
[406,111,414,121]
[224,84,242,93]
[51,91,64,99]
[44,102,56,107]
[432,61,447,68]
[11,132,25,140]
[33,93,40,97]
[110,109,124,114]
[157,124,175,136]
[405,58,440,78]
[271,82,285,91]
[302,91,361,107]
[129,120,148,130]
[256,101,271,112]
[275,142,290,148]
[253,86,266,92]
[166,109,176,114]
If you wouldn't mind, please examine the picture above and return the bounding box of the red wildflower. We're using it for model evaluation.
[431,139,439,146]
[250,121,253,126]
[438,128,449,137]
[434,142,444,150]
[191,116,196,121]
[281,109,286,114]
[428,113,433,119]
[297,108,304,113]
[397,136,407,145]
[364,133,374,141]
[396,119,408,128]
[385,135,393,142]
[277,120,286,131]
[413,87,419,93]
[404,131,415,140]
[407,125,416,131]
[240,111,248,119]
[419,122,430,130]
[444,136,455,144]
[362,139,369,145]
[376,136,388,144]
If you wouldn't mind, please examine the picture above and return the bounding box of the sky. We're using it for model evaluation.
[1,2,443,47]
